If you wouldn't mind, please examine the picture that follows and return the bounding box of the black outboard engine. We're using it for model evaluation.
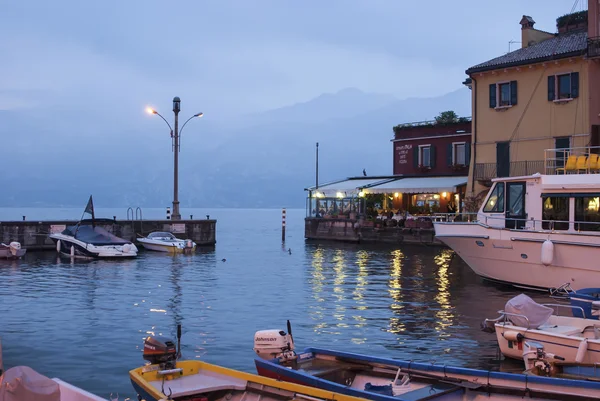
[143,335,177,370]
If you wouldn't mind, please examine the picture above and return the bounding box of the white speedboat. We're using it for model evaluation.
[484,294,600,364]
[0,242,26,259]
[137,232,196,253]
[435,148,600,290]
[49,221,137,259]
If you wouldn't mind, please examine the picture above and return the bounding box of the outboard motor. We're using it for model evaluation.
[522,341,565,375]
[254,320,296,362]
[9,242,21,257]
[143,336,177,370]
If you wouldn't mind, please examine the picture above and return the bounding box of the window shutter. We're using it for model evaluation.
[430,145,436,168]
[548,76,555,101]
[489,84,497,108]
[465,143,471,166]
[571,72,579,98]
[413,146,419,168]
[447,143,453,166]
[510,81,518,105]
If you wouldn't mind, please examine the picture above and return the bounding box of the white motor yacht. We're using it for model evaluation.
[434,147,600,291]
[137,231,196,253]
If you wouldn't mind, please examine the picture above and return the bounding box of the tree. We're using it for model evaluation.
[435,110,459,125]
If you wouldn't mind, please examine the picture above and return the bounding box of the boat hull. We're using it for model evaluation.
[137,239,196,253]
[50,235,137,259]
[255,348,600,400]
[434,222,600,290]
[0,249,26,259]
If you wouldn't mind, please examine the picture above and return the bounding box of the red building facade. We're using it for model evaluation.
[392,120,472,176]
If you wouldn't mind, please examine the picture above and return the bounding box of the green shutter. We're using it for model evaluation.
[571,72,579,98]
[548,76,555,101]
[465,142,471,166]
[510,81,518,105]
[430,145,436,168]
[447,143,453,166]
[489,84,496,108]
[413,146,419,168]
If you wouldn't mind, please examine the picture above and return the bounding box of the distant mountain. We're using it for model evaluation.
[0,87,471,208]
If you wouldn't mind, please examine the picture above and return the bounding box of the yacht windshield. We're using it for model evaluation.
[483,183,505,213]
[148,232,176,239]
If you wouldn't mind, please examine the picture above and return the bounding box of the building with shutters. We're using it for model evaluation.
[465,8,600,197]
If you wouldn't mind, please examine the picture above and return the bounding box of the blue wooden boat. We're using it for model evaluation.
[253,323,600,400]
[550,283,600,319]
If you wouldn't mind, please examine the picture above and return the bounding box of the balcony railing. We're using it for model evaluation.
[544,146,600,174]
[588,36,600,59]
[474,161,545,181]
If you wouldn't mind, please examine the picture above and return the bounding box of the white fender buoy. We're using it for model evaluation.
[123,244,131,253]
[503,330,524,342]
[576,338,588,363]
[56,240,61,253]
[70,245,75,257]
[541,240,554,266]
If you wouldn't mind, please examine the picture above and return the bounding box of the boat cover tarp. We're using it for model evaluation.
[505,294,553,329]
[0,366,60,401]
[62,225,129,246]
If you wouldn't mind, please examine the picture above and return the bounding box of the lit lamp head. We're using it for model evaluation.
[194,112,204,118]
[146,107,157,115]
[173,96,181,113]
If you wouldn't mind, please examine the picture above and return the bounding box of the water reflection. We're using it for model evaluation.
[388,249,405,334]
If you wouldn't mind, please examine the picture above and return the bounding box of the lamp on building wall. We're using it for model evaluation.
[442,192,448,198]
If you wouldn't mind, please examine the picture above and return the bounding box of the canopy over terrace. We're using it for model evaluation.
[362,176,468,194]
[305,177,395,197]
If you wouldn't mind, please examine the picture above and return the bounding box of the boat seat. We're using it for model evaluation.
[537,324,582,337]
[397,383,461,401]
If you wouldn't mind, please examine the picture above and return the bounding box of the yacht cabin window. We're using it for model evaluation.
[542,196,569,230]
[575,196,600,231]
[483,183,504,213]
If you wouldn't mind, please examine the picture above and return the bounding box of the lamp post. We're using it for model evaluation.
[146,97,203,220]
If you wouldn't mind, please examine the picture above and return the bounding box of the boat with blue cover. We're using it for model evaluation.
[550,282,600,319]
[253,321,600,400]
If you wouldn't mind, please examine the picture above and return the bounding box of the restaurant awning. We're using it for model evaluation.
[305,177,395,197]
[363,176,468,194]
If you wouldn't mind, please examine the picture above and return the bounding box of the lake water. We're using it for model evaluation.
[0,207,554,398]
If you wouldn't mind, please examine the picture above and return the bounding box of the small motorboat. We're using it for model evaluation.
[253,321,600,401]
[137,232,196,253]
[49,221,138,259]
[0,242,26,259]
[130,326,362,401]
[483,293,600,364]
[550,282,600,320]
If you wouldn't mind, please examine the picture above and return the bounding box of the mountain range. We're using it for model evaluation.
[0,87,471,209]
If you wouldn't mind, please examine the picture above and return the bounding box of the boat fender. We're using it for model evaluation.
[56,240,61,253]
[576,338,588,363]
[503,331,524,342]
[70,245,75,257]
[541,240,554,266]
[123,244,131,253]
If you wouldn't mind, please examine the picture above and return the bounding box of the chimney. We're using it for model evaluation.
[520,15,536,48]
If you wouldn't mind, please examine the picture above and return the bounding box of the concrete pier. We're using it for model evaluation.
[0,219,216,251]
[305,217,443,246]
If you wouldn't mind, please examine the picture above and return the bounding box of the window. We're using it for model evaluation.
[542,196,569,230]
[575,197,600,231]
[420,145,431,167]
[499,83,511,106]
[489,81,517,108]
[453,142,466,165]
[483,183,505,213]
[548,72,579,101]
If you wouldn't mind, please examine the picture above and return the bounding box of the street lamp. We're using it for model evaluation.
[146,97,203,220]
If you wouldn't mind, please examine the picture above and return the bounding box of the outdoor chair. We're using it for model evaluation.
[576,155,588,173]
[587,154,599,173]
[556,155,577,174]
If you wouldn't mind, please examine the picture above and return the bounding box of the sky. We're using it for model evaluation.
[0,0,588,121]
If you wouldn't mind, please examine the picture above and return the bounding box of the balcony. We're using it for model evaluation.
[474,161,545,183]
[589,36,600,59]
